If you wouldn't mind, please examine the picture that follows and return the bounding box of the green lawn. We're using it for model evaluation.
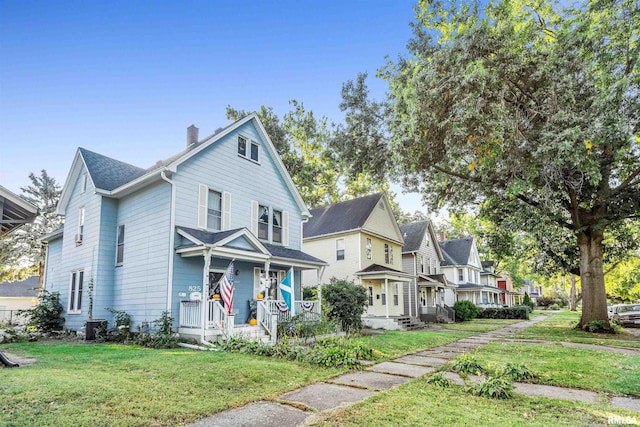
[1,341,344,427]
[440,318,522,333]
[472,342,640,395]
[307,376,639,427]
[515,311,640,348]
[354,329,471,358]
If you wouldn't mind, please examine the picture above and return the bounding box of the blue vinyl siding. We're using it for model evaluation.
[173,121,302,249]
[112,181,171,327]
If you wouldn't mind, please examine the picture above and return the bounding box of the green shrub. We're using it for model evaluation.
[105,308,131,342]
[498,363,538,381]
[307,345,361,369]
[450,353,485,375]
[476,307,529,320]
[523,293,535,310]
[549,304,560,310]
[581,319,615,334]
[17,290,64,333]
[134,311,179,349]
[536,296,555,307]
[322,279,368,332]
[426,372,452,388]
[470,375,514,399]
[453,300,480,322]
[513,304,532,314]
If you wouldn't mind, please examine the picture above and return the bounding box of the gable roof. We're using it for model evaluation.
[0,276,39,297]
[439,238,474,266]
[57,114,310,217]
[79,148,148,191]
[304,193,383,239]
[400,221,428,252]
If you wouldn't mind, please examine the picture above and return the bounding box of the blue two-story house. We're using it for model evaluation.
[41,114,326,343]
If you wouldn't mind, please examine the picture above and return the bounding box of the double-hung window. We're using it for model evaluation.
[393,284,399,306]
[458,268,464,282]
[366,238,372,259]
[238,136,259,162]
[69,270,84,314]
[76,207,85,246]
[207,190,222,230]
[116,225,125,265]
[258,205,269,240]
[272,210,283,243]
[336,239,345,261]
[384,244,393,264]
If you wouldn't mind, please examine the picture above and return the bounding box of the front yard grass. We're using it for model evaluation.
[355,329,471,358]
[440,318,522,333]
[516,310,640,348]
[307,376,639,426]
[1,341,343,427]
[472,342,640,396]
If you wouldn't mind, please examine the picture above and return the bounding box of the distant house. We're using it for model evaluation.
[0,276,39,325]
[302,193,416,330]
[399,220,455,323]
[522,279,543,302]
[41,114,326,343]
[440,238,502,307]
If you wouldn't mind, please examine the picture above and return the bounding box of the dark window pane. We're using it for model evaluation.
[238,137,247,156]
[250,142,259,161]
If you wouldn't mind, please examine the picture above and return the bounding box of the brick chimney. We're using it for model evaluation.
[186,125,199,148]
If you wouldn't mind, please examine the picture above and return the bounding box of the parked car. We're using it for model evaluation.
[611,304,640,327]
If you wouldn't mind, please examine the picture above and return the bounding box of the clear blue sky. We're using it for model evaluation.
[1,0,425,211]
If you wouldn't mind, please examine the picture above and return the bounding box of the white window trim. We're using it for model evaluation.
[115,224,125,266]
[77,207,85,246]
[238,134,260,164]
[336,238,345,261]
[252,201,288,245]
[81,173,87,193]
[198,184,230,231]
[68,270,84,314]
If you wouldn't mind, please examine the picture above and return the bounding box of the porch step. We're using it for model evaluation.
[393,316,426,331]
[230,324,272,344]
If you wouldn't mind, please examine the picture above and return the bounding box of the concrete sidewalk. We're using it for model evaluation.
[189,315,640,426]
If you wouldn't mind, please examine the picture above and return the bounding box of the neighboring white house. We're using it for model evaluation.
[439,238,502,308]
[0,276,39,325]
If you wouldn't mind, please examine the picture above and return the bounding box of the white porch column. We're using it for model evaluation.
[385,278,389,319]
[201,249,212,343]
[408,280,413,317]
[263,261,271,300]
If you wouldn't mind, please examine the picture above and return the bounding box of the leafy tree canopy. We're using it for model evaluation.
[335,0,639,327]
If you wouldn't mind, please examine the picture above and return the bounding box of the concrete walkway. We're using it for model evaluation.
[189,315,640,426]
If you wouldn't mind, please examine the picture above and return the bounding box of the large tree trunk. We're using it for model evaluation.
[576,229,610,329]
[569,274,578,311]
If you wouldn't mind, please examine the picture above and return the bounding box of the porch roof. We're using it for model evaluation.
[356,263,413,282]
[0,185,38,237]
[457,283,504,292]
[417,273,455,288]
[176,226,326,268]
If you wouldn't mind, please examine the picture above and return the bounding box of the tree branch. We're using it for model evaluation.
[611,164,640,196]
[432,165,483,183]
[515,194,574,230]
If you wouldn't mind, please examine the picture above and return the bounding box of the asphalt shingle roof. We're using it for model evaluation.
[0,276,39,297]
[80,148,147,191]
[356,263,403,274]
[439,238,474,266]
[399,221,429,252]
[304,193,383,238]
[176,227,325,264]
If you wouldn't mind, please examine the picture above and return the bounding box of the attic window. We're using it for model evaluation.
[238,135,260,162]
[81,173,87,193]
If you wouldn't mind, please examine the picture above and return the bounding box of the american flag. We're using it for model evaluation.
[219,261,235,315]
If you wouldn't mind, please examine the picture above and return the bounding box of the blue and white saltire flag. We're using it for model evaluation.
[278,267,295,315]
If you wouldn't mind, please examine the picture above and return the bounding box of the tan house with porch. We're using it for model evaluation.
[302,193,417,330]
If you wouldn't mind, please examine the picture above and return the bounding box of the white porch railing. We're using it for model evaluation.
[180,299,320,343]
[179,301,201,328]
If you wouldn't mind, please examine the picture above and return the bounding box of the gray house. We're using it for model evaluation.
[41,114,326,343]
[400,221,455,323]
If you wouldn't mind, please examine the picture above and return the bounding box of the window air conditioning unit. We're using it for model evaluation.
[75,234,83,244]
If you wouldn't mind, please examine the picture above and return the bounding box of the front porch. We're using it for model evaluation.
[178,298,321,344]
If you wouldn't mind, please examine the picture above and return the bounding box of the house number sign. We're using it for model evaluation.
[188,285,202,292]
